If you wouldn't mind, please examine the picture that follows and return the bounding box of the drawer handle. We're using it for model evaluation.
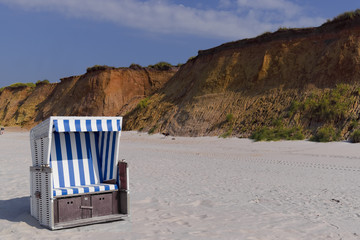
[80,206,93,209]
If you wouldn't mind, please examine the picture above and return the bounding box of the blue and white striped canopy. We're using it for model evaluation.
[49,117,122,197]
[53,118,121,132]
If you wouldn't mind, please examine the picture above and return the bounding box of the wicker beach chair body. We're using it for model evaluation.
[30,116,129,230]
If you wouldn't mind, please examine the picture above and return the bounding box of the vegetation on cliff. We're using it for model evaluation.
[350,129,360,143]
[235,84,360,142]
[0,82,36,92]
[250,116,305,141]
[36,79,50,86]
[86,62,178,73]
[310,125,341,142]
[329,9,360,23]
[147,61,173,70]
[283,84,360,142]
[86,65,116,73]
[1,80,50,93]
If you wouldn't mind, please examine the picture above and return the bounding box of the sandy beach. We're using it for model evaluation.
[1,131,360,239]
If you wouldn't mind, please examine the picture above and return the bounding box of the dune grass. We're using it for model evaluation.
[250,125,304,142]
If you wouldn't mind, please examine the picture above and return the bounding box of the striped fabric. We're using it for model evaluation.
[50,118,121,197]
[53,118,121,132]
[53,184,117,197]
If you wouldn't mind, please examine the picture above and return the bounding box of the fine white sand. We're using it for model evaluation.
[1,131,360,239]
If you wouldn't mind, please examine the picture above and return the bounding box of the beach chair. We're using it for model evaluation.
[29,116,129,230]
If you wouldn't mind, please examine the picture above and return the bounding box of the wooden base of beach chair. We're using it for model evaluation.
[53,213,128,230]
[53,191,128,229]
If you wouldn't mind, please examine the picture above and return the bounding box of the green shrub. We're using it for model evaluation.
[226,113,234,123]
[188,56,197,61]
[258,31,272,37]
[129,63,142,70]
[331,9,360,22]
[148,61,173,71]
[288,100,301,117]
[251,126,304,141]
[349,129,360,143]
[271,117,283,127]
[137,97,149,109]
[86,65,114,72]
[277,27,289,31]
[220,128,233,138]
[36,79,50,86]
[310,125,340,142]
[6,82,36,89]
[316,85,351,121]
[290,84,354,122]
[350,119,359,129]
[148,125,158,134]
[354,87,360,96]
[27,83,36,88]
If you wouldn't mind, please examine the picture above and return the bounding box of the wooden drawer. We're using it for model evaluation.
[54,196,92,223]
[57,197,82,222]
[92,193,113,217]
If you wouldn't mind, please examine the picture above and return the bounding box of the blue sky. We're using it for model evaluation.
[0,0,358,88]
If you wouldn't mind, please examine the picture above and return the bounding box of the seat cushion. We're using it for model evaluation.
[53,183,118,197]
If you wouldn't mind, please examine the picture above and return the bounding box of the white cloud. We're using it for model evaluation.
[0,0,324,40]
[236,0,324,26]
[237,0,301,16]
[218,0,234,9]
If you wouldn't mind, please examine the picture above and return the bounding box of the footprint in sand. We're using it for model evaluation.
[177,220,191,227]
[136,197,159,204]
[159,212,174,220]
[191,199,214,207]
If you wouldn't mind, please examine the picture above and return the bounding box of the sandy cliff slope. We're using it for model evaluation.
[124,16,360,138]
[0,66,177,128]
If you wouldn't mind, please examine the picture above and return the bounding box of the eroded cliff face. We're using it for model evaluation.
[124,17,360,138]
[3,17,360,138]
[0,67,177,128]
